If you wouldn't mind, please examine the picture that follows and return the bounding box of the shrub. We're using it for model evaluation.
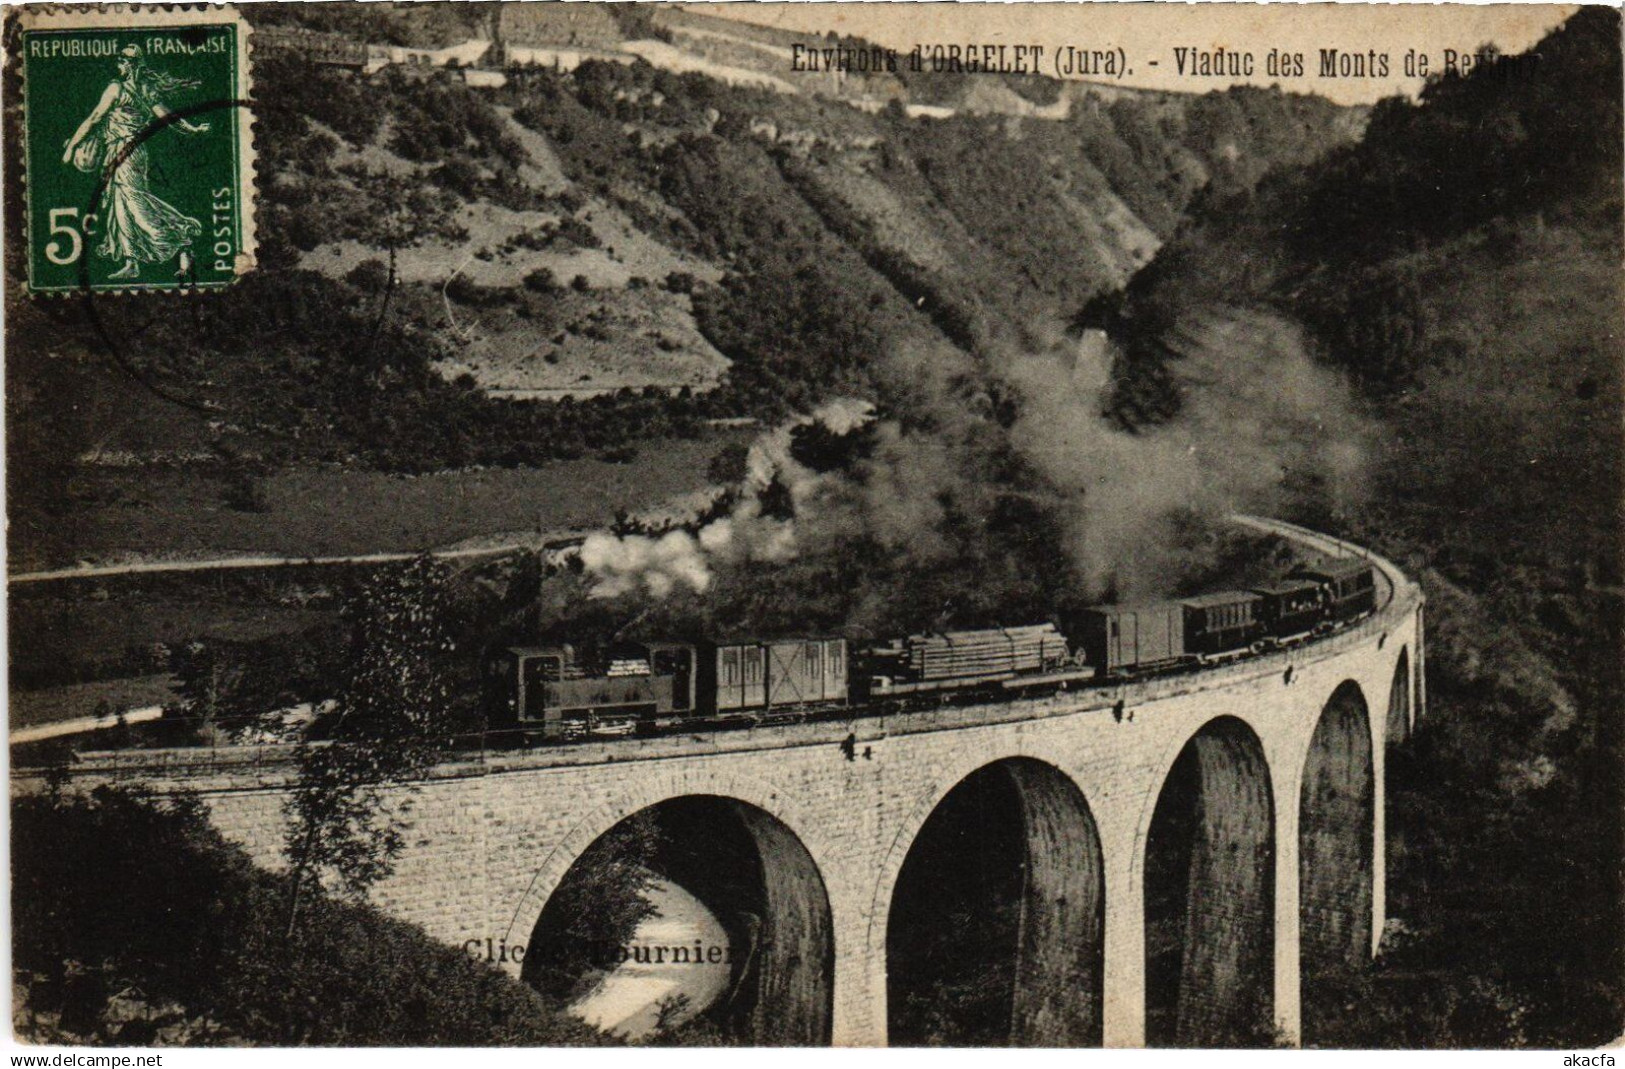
[555,216,602,250]
[220,467,270,514]
[523,267,561,294]
[345,258,390,293]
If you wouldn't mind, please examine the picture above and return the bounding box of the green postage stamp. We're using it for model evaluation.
[15,5,255,293]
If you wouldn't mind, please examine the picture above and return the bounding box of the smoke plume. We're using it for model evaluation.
[578,400,871,600]
[1004,307,1371,599]
[577,305,1370,619]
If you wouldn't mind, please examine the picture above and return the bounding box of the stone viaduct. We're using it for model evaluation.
[19,518,1425,1047]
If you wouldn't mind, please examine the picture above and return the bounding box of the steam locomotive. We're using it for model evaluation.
[487,556,1377,740]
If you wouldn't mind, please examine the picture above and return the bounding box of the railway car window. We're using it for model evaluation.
[830,644,844,674]
[806,643,821,676]
[746,652,762,683]
[723,651,738,686]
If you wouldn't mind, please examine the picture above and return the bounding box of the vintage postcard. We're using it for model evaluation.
[4,0,1620,1058]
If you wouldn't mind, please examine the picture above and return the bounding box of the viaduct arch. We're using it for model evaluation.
[19,518,1424,1047]
[1298,681,1376,1044]
[886,757,1106,1047]
[524,794,835,1045]
[1144,716,1276,1047]
[1388,647,1413,745]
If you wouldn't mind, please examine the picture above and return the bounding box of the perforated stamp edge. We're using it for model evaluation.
[10,3,257,296]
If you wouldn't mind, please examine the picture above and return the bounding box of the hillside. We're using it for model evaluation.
[6,4,1361,557]
[13,784,606,1045]
[1094,8,1624,1046]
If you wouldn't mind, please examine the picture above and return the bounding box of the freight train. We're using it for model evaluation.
[487,556,1378,740]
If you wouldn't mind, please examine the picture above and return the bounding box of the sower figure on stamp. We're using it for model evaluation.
[61,44,209,280]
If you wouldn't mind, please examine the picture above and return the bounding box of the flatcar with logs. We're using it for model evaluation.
[487,556,1379,740]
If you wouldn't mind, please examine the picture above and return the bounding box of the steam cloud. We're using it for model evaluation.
[1006,308,1370,599]
[578,306,1369,610]
[578,400,871,599]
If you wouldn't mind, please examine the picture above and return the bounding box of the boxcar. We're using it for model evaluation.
[766,637,847,708]
[1182,591,1265,657]
[705,640,768,714]
[1074,604,1186,676]
[698,637,847,717]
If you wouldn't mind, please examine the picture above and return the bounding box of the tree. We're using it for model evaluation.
[345,168,460,372]
[281,556,456,937]
[524,266,561,294]
[168,640,247,728]
[167,630,344,743]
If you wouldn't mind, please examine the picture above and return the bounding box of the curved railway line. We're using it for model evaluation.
[10,515,1416,749]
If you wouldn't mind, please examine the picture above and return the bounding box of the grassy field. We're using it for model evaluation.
[11,581,333,685]
[9,592,329,734]
[9,674,177,731]
[13,434,745,573]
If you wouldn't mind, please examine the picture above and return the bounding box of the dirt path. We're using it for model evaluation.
[7,533,583,586]
[11,706,165,744]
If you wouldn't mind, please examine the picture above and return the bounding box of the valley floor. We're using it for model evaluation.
[9,435,741,574]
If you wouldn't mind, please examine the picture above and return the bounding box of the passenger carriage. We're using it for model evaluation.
[1182,590,1266,659]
